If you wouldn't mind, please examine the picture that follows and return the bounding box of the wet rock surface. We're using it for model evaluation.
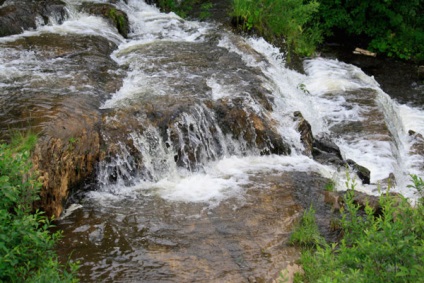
[346,159,371,184]
[312,134,344,166]
[0,0,67,37]
[99,39,291,184]
[56,171,332,282]
[0,33,123,217]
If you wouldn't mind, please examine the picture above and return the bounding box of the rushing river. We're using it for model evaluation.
[1,0,424,281]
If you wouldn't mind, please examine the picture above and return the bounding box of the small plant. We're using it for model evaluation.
[408,174,424,200]
[289,205,324,247]
[324,179,335,191]
[9,130,38,153]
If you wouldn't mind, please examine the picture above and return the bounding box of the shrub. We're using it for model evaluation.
[317,0,424,61]
[292,176,424,282]
[231,0,323,57]
[0,134,79,283]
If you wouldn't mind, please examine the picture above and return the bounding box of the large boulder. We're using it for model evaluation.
[0,0,67,37]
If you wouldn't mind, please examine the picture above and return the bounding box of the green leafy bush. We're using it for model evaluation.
[0,135,79,283]
[317,0,424,61]
[292,176,424,282]
[231,0,323,57]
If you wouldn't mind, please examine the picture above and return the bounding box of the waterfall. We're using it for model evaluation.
[95,0,424,201]
[1,0,423,202]
[3,0,424,280]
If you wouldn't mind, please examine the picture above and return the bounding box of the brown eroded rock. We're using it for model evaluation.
[32,108,101,217]
[0,33,123,217]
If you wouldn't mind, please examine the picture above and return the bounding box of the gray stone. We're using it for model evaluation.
[346,159,371,185]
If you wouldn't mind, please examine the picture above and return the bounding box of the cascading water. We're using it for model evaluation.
[1,0,423,281]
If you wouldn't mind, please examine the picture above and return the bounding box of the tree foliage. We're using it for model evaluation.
[230,0,423,60]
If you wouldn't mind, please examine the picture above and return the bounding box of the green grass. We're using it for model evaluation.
[291,176,424,282]
[0,134,79,282]
[289,206,324,247]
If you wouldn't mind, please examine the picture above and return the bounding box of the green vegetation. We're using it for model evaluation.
[230,0,423,60]
[0,134,79,282]
[231,0,323,57]
[151,0,423,60]
[317,0,424,61]
[291,176,424,282]
[289,206,324,247]
[156,0,213,20]
[107,8,128,37]
[324,179,335,192]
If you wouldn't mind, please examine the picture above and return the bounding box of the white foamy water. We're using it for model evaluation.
[2,0,423,204]
[302,58,424,198]
[89,154,336,208]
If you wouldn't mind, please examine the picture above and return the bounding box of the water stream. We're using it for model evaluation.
[1,0,424,281]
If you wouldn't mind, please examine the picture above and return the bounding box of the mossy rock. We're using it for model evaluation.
[81,3,129,38]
